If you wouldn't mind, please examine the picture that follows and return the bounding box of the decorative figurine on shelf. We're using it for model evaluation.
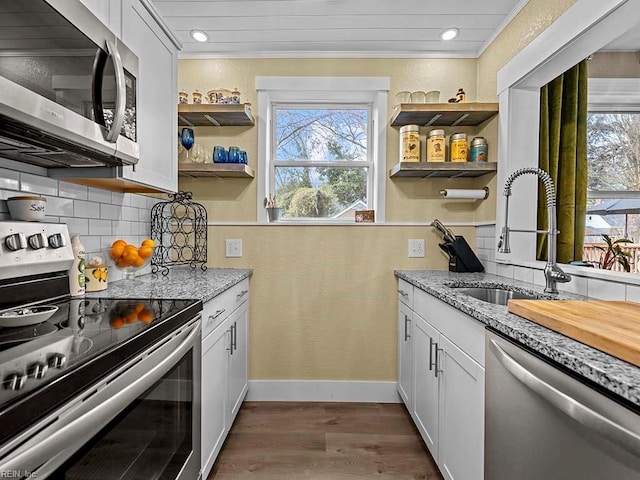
[179,90,188,104]
[456,88,466,103]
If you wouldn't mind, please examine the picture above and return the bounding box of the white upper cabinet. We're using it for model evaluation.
[120,0,178,192]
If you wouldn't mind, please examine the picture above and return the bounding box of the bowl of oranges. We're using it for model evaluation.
[109,238,155,280]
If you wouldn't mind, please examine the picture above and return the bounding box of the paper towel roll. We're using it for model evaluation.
[439,188,489,199]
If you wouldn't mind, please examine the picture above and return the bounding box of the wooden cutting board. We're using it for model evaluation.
[507,300,640,368]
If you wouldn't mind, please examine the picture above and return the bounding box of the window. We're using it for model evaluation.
[585,79,640,271]
[256,76,389,223]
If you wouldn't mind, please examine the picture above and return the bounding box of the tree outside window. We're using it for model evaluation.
[272,106,372,220]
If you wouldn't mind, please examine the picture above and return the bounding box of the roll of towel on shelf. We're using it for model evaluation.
[439,187,489,199]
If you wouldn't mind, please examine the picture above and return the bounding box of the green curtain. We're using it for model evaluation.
[537,60,588,263]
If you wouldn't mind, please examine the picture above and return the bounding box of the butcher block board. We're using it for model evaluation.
[507,300,640,367]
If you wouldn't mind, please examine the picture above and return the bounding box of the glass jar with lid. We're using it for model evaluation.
[400,125,420,162]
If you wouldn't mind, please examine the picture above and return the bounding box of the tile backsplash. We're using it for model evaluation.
[476,223,640,301]
[0,167,158,282]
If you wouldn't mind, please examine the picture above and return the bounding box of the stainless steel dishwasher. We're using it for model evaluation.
[485,329,640,480]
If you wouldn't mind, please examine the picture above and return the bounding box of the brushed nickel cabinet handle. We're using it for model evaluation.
[397,289,409,298]
[404,314,411,341]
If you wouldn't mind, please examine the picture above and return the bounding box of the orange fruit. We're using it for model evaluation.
[110,317,124,329]
[138,309,154,323]
[142,239,155,248]
[110,244,125,260]
[122,248,139,266]
[132,255,145,267]
[112,239,127,249]
[116,257,129,268]
[124,309,138,323]
[138,246,153,259]
[135,303,145,313]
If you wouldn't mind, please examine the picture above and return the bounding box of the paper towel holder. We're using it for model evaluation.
[439,186,489,200]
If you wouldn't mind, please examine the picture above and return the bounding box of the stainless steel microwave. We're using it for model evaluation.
[0,0,139,168]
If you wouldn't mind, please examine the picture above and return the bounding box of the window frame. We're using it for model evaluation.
[587,78,640,199]
[256,76,389,224]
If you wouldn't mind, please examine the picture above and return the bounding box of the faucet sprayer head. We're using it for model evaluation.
[498,226,511,253]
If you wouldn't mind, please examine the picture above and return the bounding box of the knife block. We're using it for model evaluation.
[439,236,485,273]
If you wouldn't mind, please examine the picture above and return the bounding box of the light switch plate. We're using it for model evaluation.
[225,239,242,257]
[408,239,425,258]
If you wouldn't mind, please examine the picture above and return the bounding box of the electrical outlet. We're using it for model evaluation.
[225,239,242,258]
[408,239,425,258]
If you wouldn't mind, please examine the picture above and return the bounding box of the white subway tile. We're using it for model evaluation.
[87,188,112,204]
[101,203,121,220]
[111,192,125,206]
[496,263,514,279]
[0,213,11,221]
[0,168,20,191]
[147,196,159,209]
[138,208,150,222]
[533,269,546,287]
[20,173,58,196]
[74,200,100,218]
[559,275,588,296]
[44,215,60,223]
[60,217,89,236]
[484,261,497,275]
[58,182,88,200]
[121,206,138,221]
[89,219,112,236]
[587,278,626,300]
[46,197,73,216]
[626,285,640,302]
[82,236,102,254]
[513,266,535,284]
[112,220,131,236]
[122,193,133,207]
[131,194,148,209]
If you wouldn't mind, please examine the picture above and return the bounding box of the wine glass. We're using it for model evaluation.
[180,128,195,162]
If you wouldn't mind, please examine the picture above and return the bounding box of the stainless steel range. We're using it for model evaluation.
[0,222,202,480]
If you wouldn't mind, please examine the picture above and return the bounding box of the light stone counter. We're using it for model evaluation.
[395,269,640,409]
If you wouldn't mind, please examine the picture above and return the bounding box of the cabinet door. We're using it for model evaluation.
[438,335,485,480]
[397,302,413,409]
[120,0,178,192]
[201,318,230,479]
[412,314,440,459]
[227,301,248,427]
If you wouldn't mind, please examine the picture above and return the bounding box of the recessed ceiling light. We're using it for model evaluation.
[440,28,459,41]
[190,30,209,42]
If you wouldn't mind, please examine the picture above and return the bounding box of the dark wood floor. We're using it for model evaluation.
[208,402,444,479]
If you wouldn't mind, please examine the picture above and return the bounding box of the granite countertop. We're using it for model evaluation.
[395,269,640,409]
[90,267,253,303]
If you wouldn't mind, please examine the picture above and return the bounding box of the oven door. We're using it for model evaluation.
[0,318,201,480]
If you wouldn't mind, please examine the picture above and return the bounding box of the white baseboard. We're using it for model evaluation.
[245,380,402,403]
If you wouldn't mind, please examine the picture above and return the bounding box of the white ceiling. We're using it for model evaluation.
[151,0,529,58]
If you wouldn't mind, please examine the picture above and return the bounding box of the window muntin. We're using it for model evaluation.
[271,104,373,220]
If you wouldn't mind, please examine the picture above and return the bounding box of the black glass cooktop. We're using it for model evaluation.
[0,296,202,445]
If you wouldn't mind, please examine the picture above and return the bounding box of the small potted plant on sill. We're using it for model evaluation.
[264,195,282,222]
[595,234,633,272]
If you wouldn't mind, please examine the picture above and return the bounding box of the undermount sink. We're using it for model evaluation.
[453,287,539,306]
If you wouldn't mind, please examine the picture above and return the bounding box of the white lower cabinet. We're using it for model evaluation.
[397,301,413,409]
[398,281,485,480]
[201,280,250,479]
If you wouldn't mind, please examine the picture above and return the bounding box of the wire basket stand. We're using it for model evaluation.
[151,191,207,275]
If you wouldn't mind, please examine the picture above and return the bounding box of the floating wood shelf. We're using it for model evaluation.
[389,162,497,178]
[178,104,255,127]
[390,103,499,127]
[178,163,255,178]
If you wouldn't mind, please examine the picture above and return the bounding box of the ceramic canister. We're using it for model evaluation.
[427,129,445,162]
[400,125,420,162]
[450,133,468,162]
[470,137,488,162]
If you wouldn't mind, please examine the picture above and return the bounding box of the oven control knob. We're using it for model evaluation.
[4,233,26,251]
[28,233,47,250]
[3,372,27,391]
[47,353,67,369]
[48,233,67,249]
[27,362,48,379]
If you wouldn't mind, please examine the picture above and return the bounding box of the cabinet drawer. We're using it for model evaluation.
[397,279,414,308]
[202,279,250,339]
[414,287,485,366]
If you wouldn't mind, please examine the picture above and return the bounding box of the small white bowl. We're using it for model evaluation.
[7,196,46,222]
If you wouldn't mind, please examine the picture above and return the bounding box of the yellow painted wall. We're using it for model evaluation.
[179,2,577,383]
[477,0,577,101]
